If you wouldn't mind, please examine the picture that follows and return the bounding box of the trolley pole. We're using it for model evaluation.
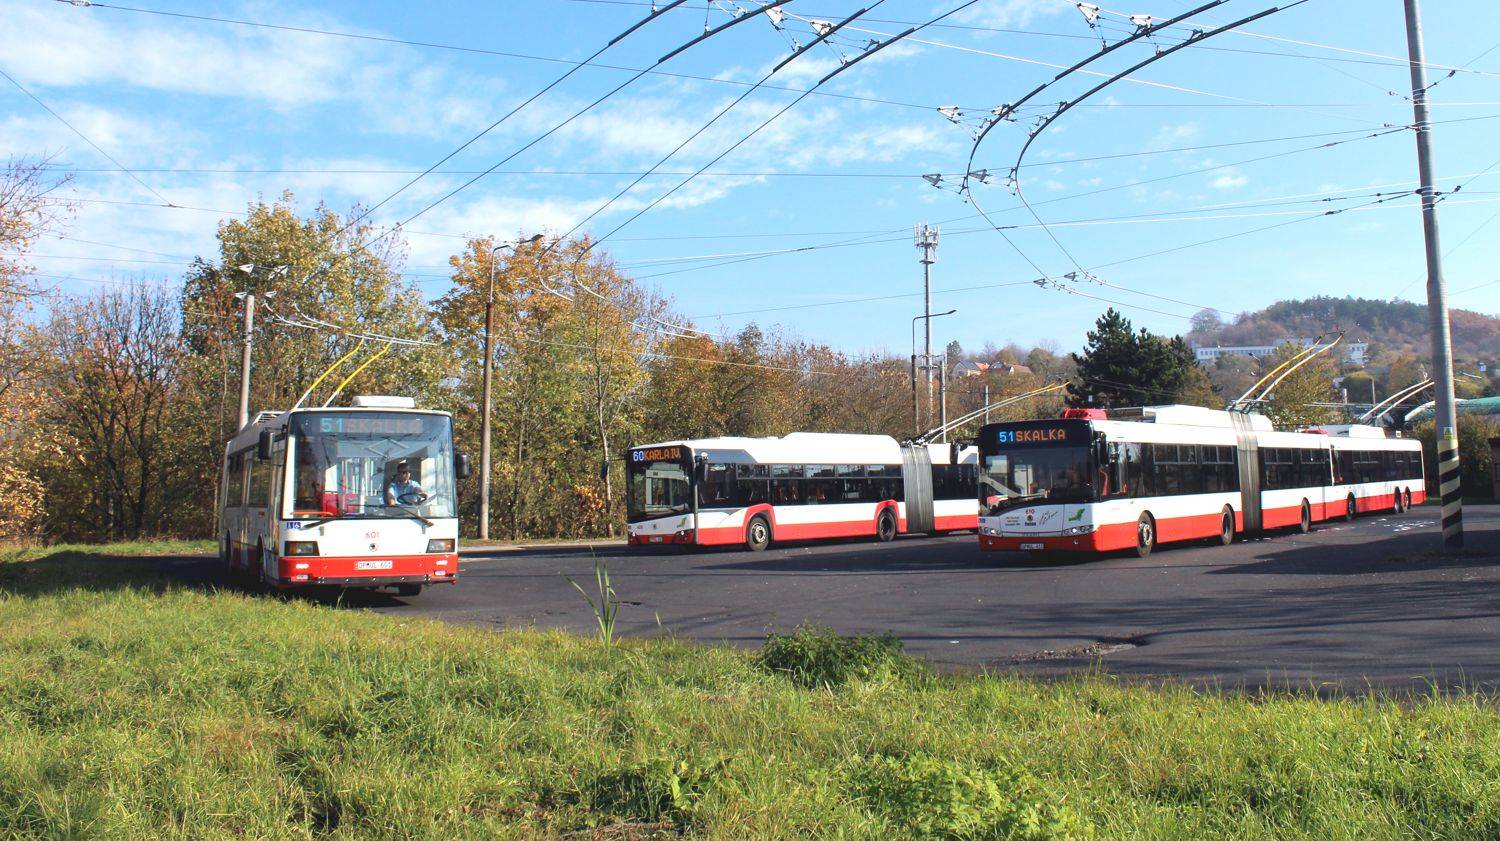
[1403,0,1462,549]
[915,225,939,429]
[236,291,255,430]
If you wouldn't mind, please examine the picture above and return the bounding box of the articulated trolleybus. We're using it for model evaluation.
[221,396,467,595]
[627,433,978,550]
[977,405,1424,557]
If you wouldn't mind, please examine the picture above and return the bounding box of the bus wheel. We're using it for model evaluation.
[1218,508,1235,546]
[394,583,422,598]
[1134,513,1156,558]
[1344,495,1356,522]
[745,515,771,552]
[1298,501,1312,533]
[875,510,897,543]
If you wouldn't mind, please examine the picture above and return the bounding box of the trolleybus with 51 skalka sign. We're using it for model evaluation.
[976,405,1424,556]
[220,396,471,595]
[627,433,978,550]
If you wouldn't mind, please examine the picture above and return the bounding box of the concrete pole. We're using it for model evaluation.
[237,291,255,430]
[939,362,948,443]
[479,246,499,542]
[1403,0,1462,549]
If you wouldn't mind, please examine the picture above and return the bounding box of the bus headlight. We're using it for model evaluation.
[426,539,455,553]
[981,526,1002,536]
[1060,524,1095,536]
[284,541,319,556]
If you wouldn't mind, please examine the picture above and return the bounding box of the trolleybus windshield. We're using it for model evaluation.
[627,453,692,523]
[980,448,1095,513]
[289,412,456,520]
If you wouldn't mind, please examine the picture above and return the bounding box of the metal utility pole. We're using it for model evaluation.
[479,234,543,542]
[236,290,255,430]
[983,382,990,425]
[911,309,956,438]
[1403,0,1462,549]
[915,224,939,428]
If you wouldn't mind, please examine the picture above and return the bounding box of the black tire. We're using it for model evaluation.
[875,510,897,543]
[1298,501,1312,534]
[1217,508,1235,546]
[745,515,771,552]
[1344,495,1356,522]
[394,583,422,598]
[1134,513,1156,558]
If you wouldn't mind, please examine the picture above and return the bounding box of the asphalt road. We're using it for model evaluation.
[177,506,1500,693]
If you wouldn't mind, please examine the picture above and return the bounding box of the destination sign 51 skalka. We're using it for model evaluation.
[992,428,1068,445]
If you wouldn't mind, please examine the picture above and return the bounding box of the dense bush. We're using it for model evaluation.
[755,625,920,688]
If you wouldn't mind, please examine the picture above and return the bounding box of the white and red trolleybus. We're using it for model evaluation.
[976,405,1424,556]
[626,433,978,550]
[220,396,469,595]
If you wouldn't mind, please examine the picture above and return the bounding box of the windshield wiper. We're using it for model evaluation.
[382,505,434,527]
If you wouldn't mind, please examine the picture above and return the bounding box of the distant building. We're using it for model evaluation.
[1193,339,1368,367]
[953,361,1033,378]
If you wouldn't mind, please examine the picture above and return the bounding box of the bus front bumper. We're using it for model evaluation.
[276,553,459,587]
[978,532,1106,552]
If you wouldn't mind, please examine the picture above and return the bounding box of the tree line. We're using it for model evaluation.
[3,176,1491,543]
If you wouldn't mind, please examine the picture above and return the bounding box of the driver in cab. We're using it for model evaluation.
[386,463,425,506]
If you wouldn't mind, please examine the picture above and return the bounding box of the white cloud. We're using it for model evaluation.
[952,0,1072,30]
[1211,173,1248,190]
[1148,122,1200,150]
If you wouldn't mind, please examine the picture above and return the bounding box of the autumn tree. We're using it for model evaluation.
[30,285,185,540]
[169,194,443,536]
[1259,342,1338,429]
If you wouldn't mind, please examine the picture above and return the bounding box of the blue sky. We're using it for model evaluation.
[4,0,1499,355]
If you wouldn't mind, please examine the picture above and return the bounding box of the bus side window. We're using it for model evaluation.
[701,463,737,508]
[226,453,246,507]
[772,465,804,505]
[736,464,770,506]
[248,451,271,508]
[1117,443,1145,498]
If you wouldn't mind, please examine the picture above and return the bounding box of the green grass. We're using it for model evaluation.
[3,544,1500,838]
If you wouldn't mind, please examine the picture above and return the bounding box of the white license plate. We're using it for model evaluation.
[356,560,393,570]
[1020,543,1045,551]
[649,536,664,543]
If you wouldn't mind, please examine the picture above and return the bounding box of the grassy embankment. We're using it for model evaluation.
[2,542,1499,839]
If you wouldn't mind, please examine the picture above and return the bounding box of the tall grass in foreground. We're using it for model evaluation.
[1,546,1499,838]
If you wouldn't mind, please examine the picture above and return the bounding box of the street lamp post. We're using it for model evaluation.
[911,309,957,437]
[479,234,544,542]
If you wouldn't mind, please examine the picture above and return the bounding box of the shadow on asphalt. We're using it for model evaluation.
[1211,523,1500,576]
[0,548,430,610]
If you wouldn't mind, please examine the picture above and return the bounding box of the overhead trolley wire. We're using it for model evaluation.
[54,0,968,116]
[0,66,177,208]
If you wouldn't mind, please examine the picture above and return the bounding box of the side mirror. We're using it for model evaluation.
[257,429,274,462]
[455,453,472,480]
[1095,438,1110,467]
[693,457,708,483]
